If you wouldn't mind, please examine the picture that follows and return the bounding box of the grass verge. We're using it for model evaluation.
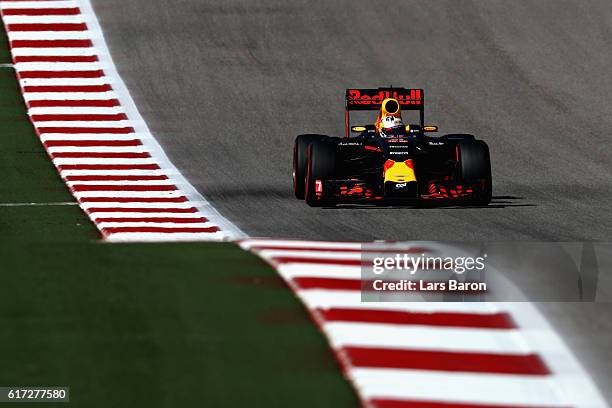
[0,19,356,407]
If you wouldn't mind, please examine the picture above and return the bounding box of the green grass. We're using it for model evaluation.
[0,20,356,407]
[0,30,98,242]
[1,243,356,407]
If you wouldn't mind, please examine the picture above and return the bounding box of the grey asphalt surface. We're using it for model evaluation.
[91,0,612,403]
[91,0,611,242]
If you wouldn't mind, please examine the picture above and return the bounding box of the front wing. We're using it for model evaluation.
[316,178,484,204]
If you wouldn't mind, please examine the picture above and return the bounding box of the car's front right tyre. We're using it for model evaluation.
[305,140,336,207]
[293,134,328,199]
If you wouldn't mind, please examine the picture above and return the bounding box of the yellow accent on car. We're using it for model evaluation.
[381,98,400,115]
[384,161,416,183]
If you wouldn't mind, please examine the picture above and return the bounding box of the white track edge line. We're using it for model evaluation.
[77,0,245,240]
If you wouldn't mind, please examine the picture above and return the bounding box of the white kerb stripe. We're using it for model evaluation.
[33,120,132,127]
[257,249,362,260]
[47,146,144,154]
[0,1,79,9]
[105,231,226,242]
[324,322,531,354]
[297,290,502,312]
[41,134,147,141]
[8,32,92,41]
[11,47,95,56]
[21,77,111,86]
[96,222,215,229]
[23,92,117,100]
[79,201,196,210]
[89,212,205,218]
[58,169,165,176]
[51,158,155,165]
[277,264,360,280]
[66,180,173,186]
[2,16,84,25]
[30,106,124,114]
[15,62,101,71]
[350,368,565,406]
[72,191,183,199]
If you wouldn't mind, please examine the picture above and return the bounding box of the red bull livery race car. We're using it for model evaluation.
[292,87,492,207]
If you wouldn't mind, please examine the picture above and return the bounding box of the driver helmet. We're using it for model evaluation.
[379,115,405,138]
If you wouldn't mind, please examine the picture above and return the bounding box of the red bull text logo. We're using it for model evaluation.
[347,89,422,106]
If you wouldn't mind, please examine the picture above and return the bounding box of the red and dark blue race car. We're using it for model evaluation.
[293,87,492,207]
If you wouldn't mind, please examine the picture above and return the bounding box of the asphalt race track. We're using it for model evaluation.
[91,0,611,242]
[91,0,612,402]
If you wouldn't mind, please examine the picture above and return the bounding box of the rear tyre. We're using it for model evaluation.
[457,140,492,205]
[305,140,336,207]
[293,134,328,199]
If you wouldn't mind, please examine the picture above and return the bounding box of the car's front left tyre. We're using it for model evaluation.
[456,140,492,205]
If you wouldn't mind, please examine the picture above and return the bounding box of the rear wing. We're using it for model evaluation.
[344,87,424,137]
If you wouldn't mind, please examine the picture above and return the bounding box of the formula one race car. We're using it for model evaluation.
[293,87,492,206]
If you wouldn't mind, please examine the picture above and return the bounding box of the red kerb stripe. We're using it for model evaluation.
[52,152,148,158]
[33,113,128,121]
[24,85,112,93]
[80,196,187,203]
[58,164,159,170]
[15,55,98,63]
[294,277,361,291]
[250,245,430,254]
[39,127,134,134]
[87,207,197,213]
[11,39,91,48]
[103,226,219,234]
[45,140,141,147]
[342,346,550,375]
[94,217,208,223]
[7,23,88,32]
[369,399,567,408]
[3,8,80,16]
[29,99,119,107]
[65,175,168,182]
[271,256,363,266]
[71,184,176,192]
[20,70,103,78]
[318,308,517,329]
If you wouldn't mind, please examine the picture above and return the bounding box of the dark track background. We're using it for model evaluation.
[91,0,612,402]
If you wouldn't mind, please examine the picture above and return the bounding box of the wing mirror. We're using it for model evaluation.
[423,125,438,132]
